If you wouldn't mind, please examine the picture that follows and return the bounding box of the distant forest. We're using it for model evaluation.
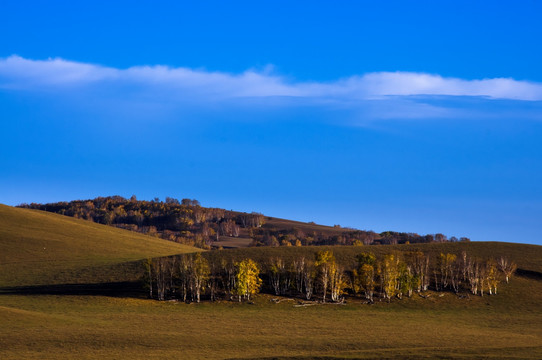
[19,196,470,249]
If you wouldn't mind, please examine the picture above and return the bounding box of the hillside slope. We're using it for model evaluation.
[21,196,464,249]
[0,204,200,287]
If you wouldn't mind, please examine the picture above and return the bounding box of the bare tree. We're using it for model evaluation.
[449,260,462,293]
[408,251,430,292]
[153,257,168,301]
[178,255,191,302]
[208,258,220,301]
[435,253,457,291]
[466,258,480,295]
[302,260,315,300]
[497,256,517,284]
[461,251,468,281]
[268,258,285,295]
[293,257,306,294]
[144,258,153,299]
[220,258,236,300]
[232,222,240,237]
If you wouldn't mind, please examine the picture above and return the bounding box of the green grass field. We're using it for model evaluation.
[1,205,541,359]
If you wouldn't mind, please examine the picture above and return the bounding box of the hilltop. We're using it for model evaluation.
[20,196,470,249]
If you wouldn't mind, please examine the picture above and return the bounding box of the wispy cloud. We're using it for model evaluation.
[0,56,117,87]
[1,55,541,121]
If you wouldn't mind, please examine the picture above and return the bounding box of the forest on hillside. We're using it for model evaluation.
[19,196,470,249]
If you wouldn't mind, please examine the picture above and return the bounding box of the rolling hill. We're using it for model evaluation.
[0,204,201,287]
[0,203,541,359]
[20,196,462,249]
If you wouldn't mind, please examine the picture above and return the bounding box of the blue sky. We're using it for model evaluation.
[1,1,542,244]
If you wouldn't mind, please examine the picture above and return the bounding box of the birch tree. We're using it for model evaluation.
[190,253,210,302]
[408,251,430,291]
[356,252,376,302]
[302,259,316,300]
[220,258,237,300]
[486,260,499,295]
[235,258,262,301]
[329,261,345,302]
[144,258,153,299]
[380,254,400,302]
[397,261,414,298]
[315,250,335,303]
[435,253,457,291]
[293,257,306,294]
[268,257,285,295]
[497,256,517,284]
[208,258,220,301]
[178,255,191,302]
[153,257,168,301]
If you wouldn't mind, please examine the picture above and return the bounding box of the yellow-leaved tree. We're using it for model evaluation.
[315,250,336,303]
[191,253,210,303]
[235,258,262,302]
[380,253,400,302]
[355,252,376,302]
[329,260,346,302]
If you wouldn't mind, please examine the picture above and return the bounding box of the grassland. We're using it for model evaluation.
[0,205,541,359]
[1,283,541,359]
[211,235,253,248]
[0,204,200,287]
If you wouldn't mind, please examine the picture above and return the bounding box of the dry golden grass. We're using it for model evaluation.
[0,282,541,360]
[1,204,541,359]
[0,204,201,287]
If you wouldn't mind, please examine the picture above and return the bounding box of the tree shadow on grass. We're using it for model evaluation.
[0,281,146,297]
[516,268,542,281]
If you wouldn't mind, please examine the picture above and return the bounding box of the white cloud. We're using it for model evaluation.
[1,55,542,102]
[357,72,542,101]
[1,55,542,123]
[0,55,117,87]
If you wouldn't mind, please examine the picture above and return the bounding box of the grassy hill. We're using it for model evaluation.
[263,215,352,236]
[0,204,200,287]
[209,216,351,248]
[21,196,453,249]
[1,239,541,359]
[212,216,358,247]
[1,203,541,359]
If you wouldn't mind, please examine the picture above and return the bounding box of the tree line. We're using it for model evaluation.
[144,250,517,303]
[19,196,264,249]
[19,196,468,249]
